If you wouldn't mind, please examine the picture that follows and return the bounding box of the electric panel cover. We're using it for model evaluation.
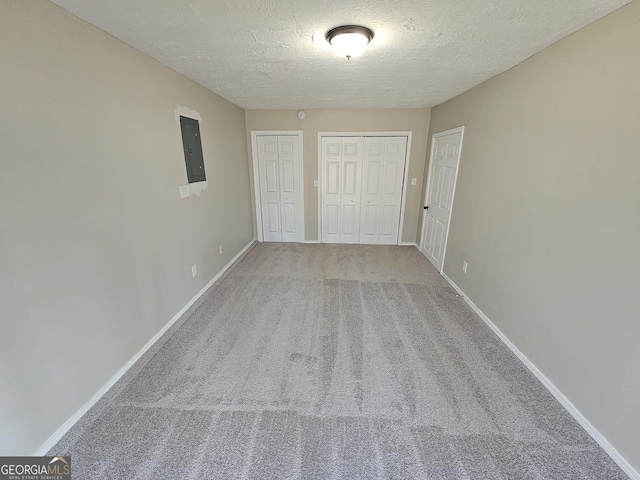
[180,116,206,183]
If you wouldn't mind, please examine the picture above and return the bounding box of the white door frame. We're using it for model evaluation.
[317,131,413,245]
[419,126,465,273]
[251,130,304,242]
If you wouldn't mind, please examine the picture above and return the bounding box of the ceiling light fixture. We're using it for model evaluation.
[326,25,374,60]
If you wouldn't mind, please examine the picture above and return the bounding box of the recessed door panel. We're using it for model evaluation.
[381,205,395,236]
[430,166,442,205]
[265,160,278,193]
[327,142,341,156]
[325,205,339,237]
[280,139,295,155]
[384,161,399,195]
[342,205,356,235]
[344,142,359,156]
[441,167,452,209]
[425,216,435,254]
[344,162,358,195]
[267,203,280,233]
[281,160,295,193]
[327,162,340,195]
[363,205,378,237]
[433,220,445,262]
[367,162,381,194]
[282,203,296,234]
[264,141,276,155]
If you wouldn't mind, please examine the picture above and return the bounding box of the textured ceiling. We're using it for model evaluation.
[50,0,630,110]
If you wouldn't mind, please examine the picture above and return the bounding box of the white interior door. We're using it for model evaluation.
[421,127,464,271]
[321,137,363,244]
[360,137,407,245]
[257,135,303,242]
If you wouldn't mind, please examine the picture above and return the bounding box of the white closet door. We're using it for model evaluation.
[321,137,342,243]
[257,135,303,242]
[258,136,282,242]
[360,138,385,244]
[277,136,303,242]
[321,137,363,244]
[360,137,407,244]
[340,138,363,244]
[379,137,407,245]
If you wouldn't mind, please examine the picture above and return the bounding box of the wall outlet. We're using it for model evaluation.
[191,265,197,277]
[313,180,318,187]
[411,177,417,186]
[179,185,191,199]
[462,261,468,274]
[219,245,223,255]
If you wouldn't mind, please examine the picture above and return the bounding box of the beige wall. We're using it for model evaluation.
[428,1,640,472]
[0,1,253,454]
[245,109,431,243]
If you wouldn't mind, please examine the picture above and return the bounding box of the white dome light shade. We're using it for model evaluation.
[326,25,374,59]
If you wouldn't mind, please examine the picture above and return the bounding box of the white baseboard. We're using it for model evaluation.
[398,242,418,247]
[441,272,639,480]
[302,240,417,246]
[34,239,256,456]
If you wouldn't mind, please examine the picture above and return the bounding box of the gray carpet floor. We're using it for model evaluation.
[51,243,626,479]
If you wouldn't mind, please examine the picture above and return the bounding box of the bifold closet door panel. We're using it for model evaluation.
[379,137,407,245]
[360,137,385,244]
[257,135,282,242]
[340,137,364,244]
[321,137,364,244]
[321,137,342,244]
[277,136,302,243]
[360,137,407,244]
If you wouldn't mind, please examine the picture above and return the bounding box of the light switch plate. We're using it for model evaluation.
[180,185,191,198]
[411,178,417,186]
[313,180,318,187]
